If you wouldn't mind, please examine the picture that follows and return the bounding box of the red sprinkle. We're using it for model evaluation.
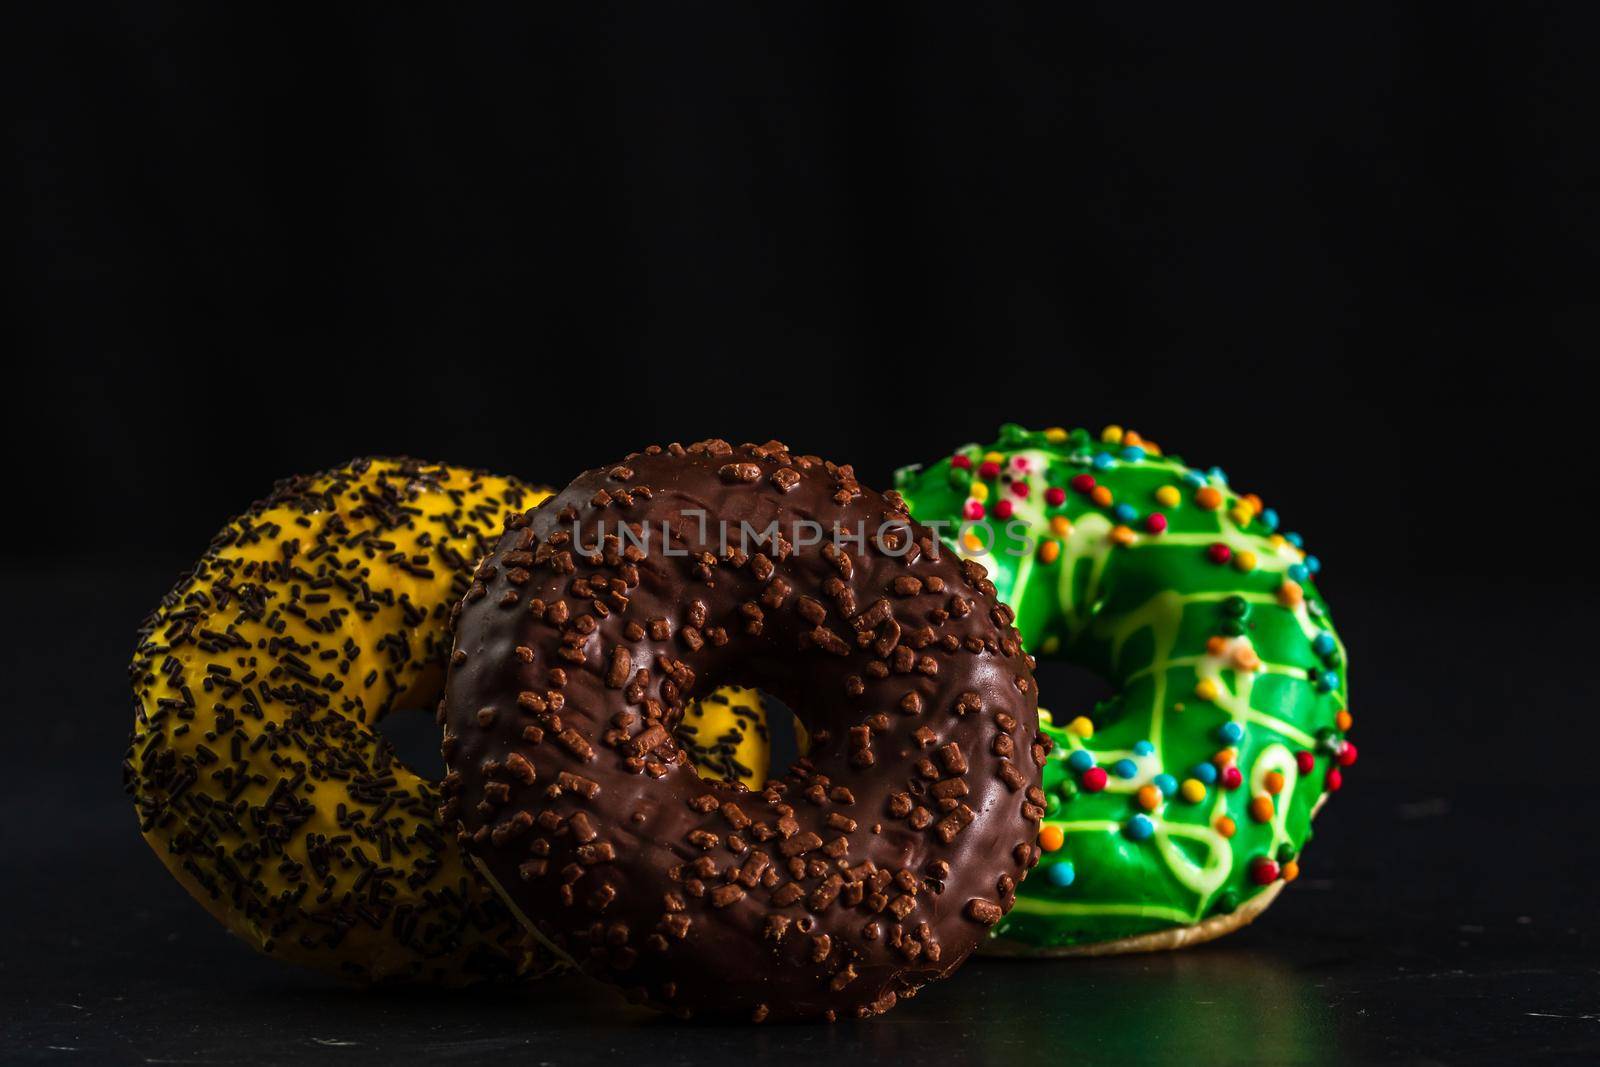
[1010,480,1030,499]
[1325,768,1343,792]
[1070,474,1096,494]
[1295,750,1315,774]
[994,499,1015,520]
[1081,767,1108,792]
[951,454,972,470]
[964,500,985,520]
[1220,766,1243,790]
[978,461,1002,480]
[1207,543,1232,564]
[1145,513,1168,534]
[1249,857,1280,885]
[1045,486,1066,507]
[1337,742,1358,767]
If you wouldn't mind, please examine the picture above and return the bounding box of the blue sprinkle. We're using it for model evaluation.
[1316,669,1339,693]
[1208,466,1229,486]
[1121,445,1146,462]
[1111,758,1138,779]
[1132,740,1155,756]
[1216,721,1244,745]
[1261,508,1279,531]
[1288,563,1309,583]
[1313,633,1337,657]
[1190,762,1218,785]
[1182,470,1207,487]
[1067,749,1095,773]
[1285,531,1305,548]
[1154,773,1178,797]
[1048,861,1076,887]
[1113,503,1138,523]
[1124,815,1155,841]
[1306,555,1322,574]
[1093,452,1115,470]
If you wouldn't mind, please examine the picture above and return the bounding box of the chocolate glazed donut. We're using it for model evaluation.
[440,440,1048,1021]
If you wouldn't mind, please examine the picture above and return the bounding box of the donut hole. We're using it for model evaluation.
[763,695,803,776]
[376,706,447,781]
[680,690,803,786]
[1033,660,1118,724]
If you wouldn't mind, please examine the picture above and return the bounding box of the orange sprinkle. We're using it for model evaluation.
[1038,825,1065,852]
[1049,515,1072,537]
[1205,635,1229,656]
[1278,580,1304,607]
[1213,747,1237,768]
[1110,525,1137,546]
[1195,486,1223,510]
[1091,485,1114,507]
[1231,646,1261,672]
[1215,815,1237,838]
[1264,770,1285,795]
[1243,493,1264,514]
[1248,795,1275,822]
[1336,709,1354,731]
[1282,859,1301,883]
[1038,540,1061,564]
[1136,785,1162,811]
[1123,430,1144,447]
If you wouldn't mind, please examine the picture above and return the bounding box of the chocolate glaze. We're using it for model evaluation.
[441,440,1046,1021]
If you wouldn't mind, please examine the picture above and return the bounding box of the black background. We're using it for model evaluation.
[4,4,1596,1063]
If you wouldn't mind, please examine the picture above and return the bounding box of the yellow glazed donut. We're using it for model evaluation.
[125,458,556,984]
[676,686,776,784]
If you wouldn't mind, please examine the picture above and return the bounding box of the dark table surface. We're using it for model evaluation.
[3,562,1596,1064]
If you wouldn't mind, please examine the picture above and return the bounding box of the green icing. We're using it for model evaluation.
[893,424,1351,950]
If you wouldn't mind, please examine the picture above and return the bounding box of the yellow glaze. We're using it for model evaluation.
[126,458,553,984]
[678,686,773,785]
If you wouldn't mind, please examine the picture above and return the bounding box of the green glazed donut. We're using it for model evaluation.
[893,424,1354,955]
